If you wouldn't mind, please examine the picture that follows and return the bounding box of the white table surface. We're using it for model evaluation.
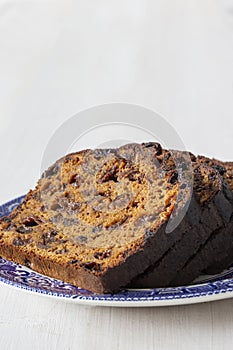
[0,1,233,349]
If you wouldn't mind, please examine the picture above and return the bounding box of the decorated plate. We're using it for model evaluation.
[1,196,233,307]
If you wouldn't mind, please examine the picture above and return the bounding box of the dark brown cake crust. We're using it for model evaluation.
[169,222,233,286]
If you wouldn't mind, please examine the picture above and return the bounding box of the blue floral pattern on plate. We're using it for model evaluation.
[1,196,233,306]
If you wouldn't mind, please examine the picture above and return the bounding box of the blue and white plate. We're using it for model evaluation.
[1,196,233,307]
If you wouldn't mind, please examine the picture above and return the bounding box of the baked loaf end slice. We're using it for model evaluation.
[0,143,191,293]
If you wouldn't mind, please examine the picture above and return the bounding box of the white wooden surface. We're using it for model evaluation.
[1,285,233,350]
[0,1,233,349]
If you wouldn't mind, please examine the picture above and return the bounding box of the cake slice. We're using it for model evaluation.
[129,156,233,288]
[195,159,233,275]
[170,159,233,286]
[0,143,193,293]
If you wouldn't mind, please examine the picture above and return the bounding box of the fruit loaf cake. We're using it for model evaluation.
[192,159,233,275]
[198,156,233,274]
[0,143,194,293]
[170,159,233,286]
[129,156,233,288]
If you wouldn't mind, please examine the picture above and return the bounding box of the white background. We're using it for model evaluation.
[0,1,233,349]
